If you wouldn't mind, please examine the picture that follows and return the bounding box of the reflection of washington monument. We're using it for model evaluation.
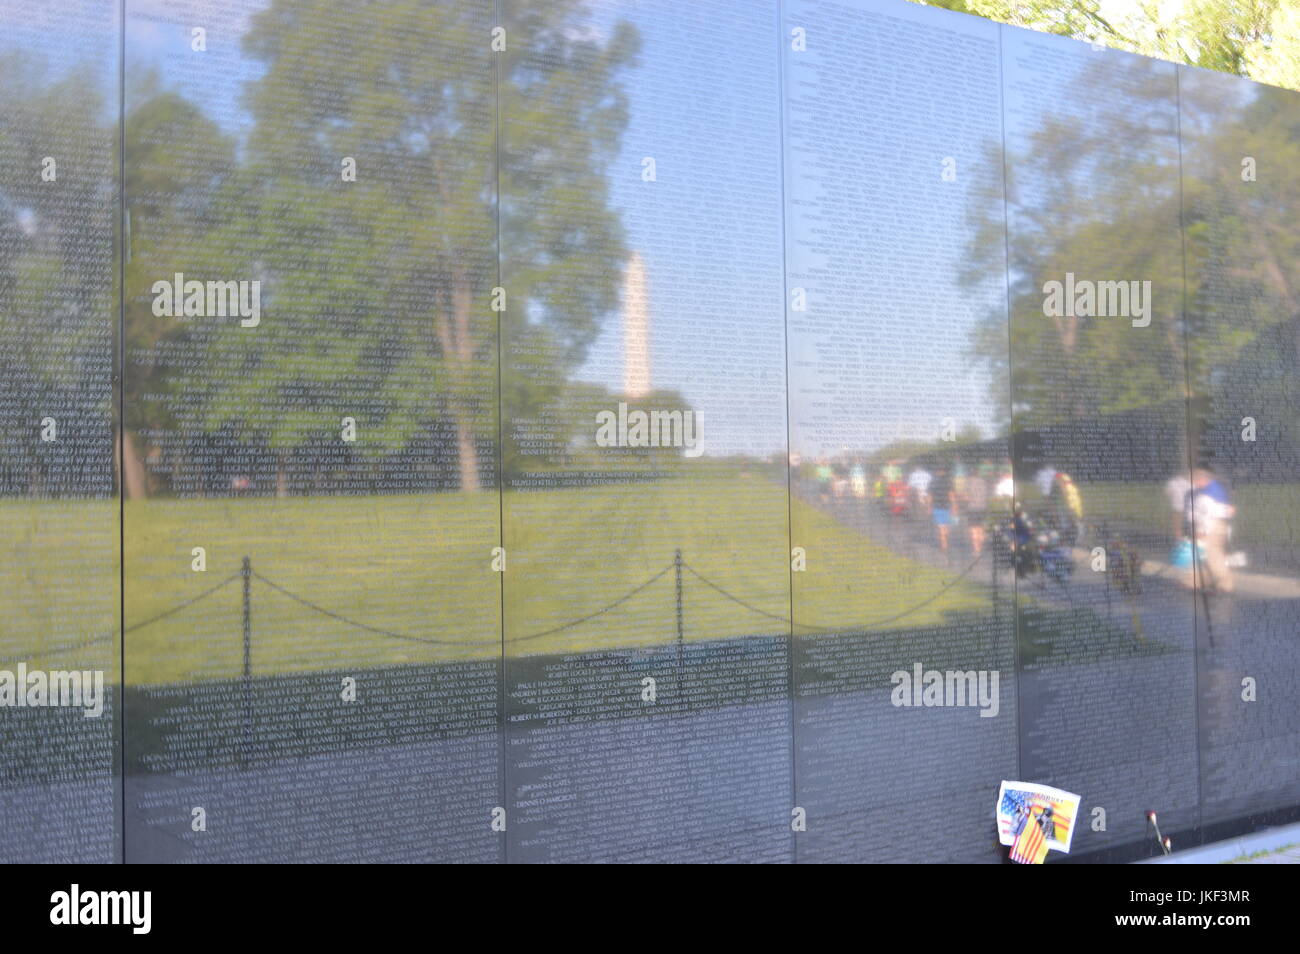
[622,251,651,398]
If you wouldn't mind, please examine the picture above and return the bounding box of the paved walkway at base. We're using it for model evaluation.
[1138,820,1300,863]
[1233,843,1300,864]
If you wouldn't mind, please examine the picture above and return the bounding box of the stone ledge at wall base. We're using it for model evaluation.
[1135,820,1300,864]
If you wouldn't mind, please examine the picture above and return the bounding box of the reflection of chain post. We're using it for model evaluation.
[673,548,689,801]
[1101,521,1112,620]
[991,520,998,618]
[242,555,252,766]
[674,548,684,706]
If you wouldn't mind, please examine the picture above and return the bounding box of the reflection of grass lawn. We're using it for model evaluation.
[789,501,990,632]
[0,498,117,663]
[1076,481,1300,549]
[4,477,1002,685]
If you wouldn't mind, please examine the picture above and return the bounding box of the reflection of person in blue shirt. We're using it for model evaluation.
[1190,468,1235,595]
[930,464,955,555]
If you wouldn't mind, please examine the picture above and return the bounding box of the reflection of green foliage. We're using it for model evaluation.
[504,379,695,477]
[860,426,992,473]
[965,54,1300,448]
[124,74,237,435]
[864,439,937,471]
[0,53,116,488]
[1180,77,1300,460]
[126,0,639,492]
[997,57,1184,429]
[937,3,1300,461]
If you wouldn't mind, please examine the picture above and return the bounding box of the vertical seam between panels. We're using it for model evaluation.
[775,0,798,865]
[995,24,1023,785]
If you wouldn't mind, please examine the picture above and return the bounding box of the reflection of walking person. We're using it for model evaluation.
[908,464,932,514]
[1049,471,1083,546]
[930,464,955,557]
[1191,468,1235,595]
[962,463,990,555]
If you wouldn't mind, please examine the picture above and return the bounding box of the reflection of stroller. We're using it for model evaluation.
[1033,508,1074,584]
[992,506,1072,584]
[990,509,1031,577]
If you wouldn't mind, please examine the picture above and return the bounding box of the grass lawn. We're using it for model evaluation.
[2,477,1000,685]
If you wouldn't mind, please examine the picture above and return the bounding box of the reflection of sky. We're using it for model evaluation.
[783,0,1005,458]
[123,0,264,144]
[582,0,787,459]
[0,0,118,118]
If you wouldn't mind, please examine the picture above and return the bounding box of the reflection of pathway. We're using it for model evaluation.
[1141,820,1300,864]
[813,489,1299,637]
[1233,844,1300,864]
[808,488,1300,856]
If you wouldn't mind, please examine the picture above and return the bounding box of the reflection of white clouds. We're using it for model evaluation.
[123,0,268,139]
[563,23,608,44]
[16,208,37,237]
[128,19,168,54]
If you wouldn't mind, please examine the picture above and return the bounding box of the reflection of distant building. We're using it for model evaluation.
[622,251,651,398]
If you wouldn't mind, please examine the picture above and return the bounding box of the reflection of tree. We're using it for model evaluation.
[0,53,115,495]
[1180,74,1300,466]
[123,74,237,496]
[967,57,1185,431]
[966,55,1300,463]
[125,0,638,496]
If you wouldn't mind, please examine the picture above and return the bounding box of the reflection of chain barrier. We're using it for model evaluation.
[509,562,677,643]
[111,547,994,674]
[9,570,242,667]
[682,549,987,633]
[116,556,683,660]
[250,570,492,648]
[123,571,242,634]
[0,632,114,667]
